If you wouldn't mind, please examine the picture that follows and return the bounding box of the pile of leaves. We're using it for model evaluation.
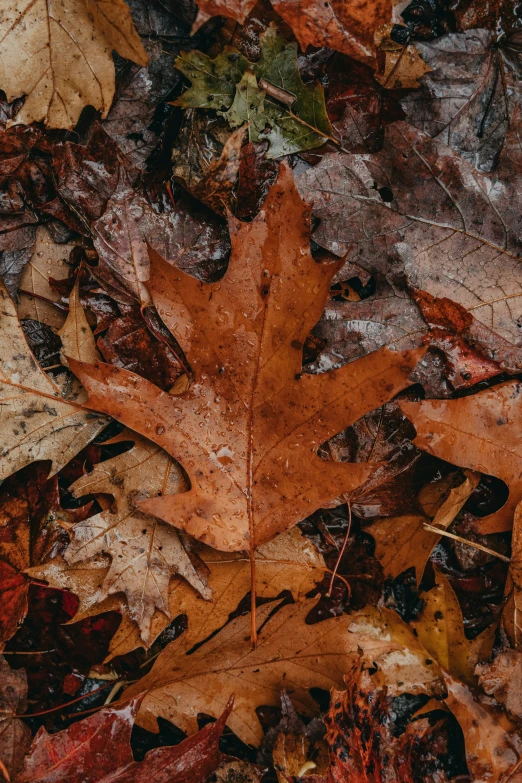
[2,0,522,780]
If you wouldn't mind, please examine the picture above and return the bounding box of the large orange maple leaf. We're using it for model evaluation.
[72,165,422,553]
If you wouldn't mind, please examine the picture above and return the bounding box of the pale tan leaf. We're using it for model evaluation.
[58,278,99,366]
[65,431,210,643]
[0,0,148,129]
[0,282,107,480]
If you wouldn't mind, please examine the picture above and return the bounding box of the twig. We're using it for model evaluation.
[327,501,352,597]
[423,524,510,562]
[14,681,117,718]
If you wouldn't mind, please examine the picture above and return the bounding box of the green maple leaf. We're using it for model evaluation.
[174,25,332,158]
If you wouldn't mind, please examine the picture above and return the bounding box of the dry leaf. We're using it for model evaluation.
[0,281,107,480]
[0,0,148,129]
[58,278,100,367]
[72,164,423,553]
[413,568,495,684]
[0,656,32,780]
[65,431,211,643]
[371,470,479,584]
[505,500,522,648]
[123,599,442,745]
[399,381,522,534]
[271,0,392,63]
[443,671,522,783]
[297,121,522,347]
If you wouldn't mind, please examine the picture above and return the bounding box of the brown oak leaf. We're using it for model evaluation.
[72,164,423,553]
[0,656,31,780]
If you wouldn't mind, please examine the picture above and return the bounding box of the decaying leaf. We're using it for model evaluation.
[271,0,392,64]
[443,672,522,783]
[0,0,148,129]
[123,599,443,745]
[174,26,333,158]
[402,30,522,172]
[371,469,479,584]
[192,0,258,32]
[72,165,423,553]
[325,665,442,783]
[65,431,211,643]
[0,281,107,480]
[506,500,522,648]
[17,694,233,783]
[185,125,247,216]
[477,650,522,719]
[398,382,522,533]
[58,278,100,367]
[267,691,328,783]
[297,121,522,347]
[413,568,495,684]
[374,24,431,89]
[0,656,32,780]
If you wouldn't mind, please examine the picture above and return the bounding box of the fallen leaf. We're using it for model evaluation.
[268,691,328,783]
[17,693,233,783]
[325,664,442,783]
[401,30,522,172]
[297,121,522,347]
[97,306,183,391]
[413,568,495,684]
[308,279,426,372]
[192,0,258,33]
[92,172,230,304]
[235,141,279,221]
[0,656,32,780]
[184,125,247,215]
[58,278,100,367]
[123,599,442,745]
[17,226,74,330]
[72,164,423,553]
[505,500,522,648]
[270,0,392,64]
[0,559,28,643]
[0,281,107,480]
[0,0,148,129]
[104,526,325,658]
[371,470,479,584]
[65,430,211,643]
[174,26,333,158]
[0,224,37,300]
[443,671,521,783]
[374,24,431,89]
[477,649,522,719]
[398,381,522,533]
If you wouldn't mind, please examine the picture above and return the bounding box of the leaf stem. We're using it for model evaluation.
[327,500,352,597]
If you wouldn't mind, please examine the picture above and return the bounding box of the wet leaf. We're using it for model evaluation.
[0,281,107,481]
[123,599,442,745]
[174,26,333,158]
[72,165,423,553]
[0,656,32,780]
[65,431,211,643]
[271,0,392,64]
[18,695,233,783]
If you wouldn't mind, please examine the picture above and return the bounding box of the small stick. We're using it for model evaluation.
[327,500,352,597]
[423,524,510,563]
[259,78,296,107]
